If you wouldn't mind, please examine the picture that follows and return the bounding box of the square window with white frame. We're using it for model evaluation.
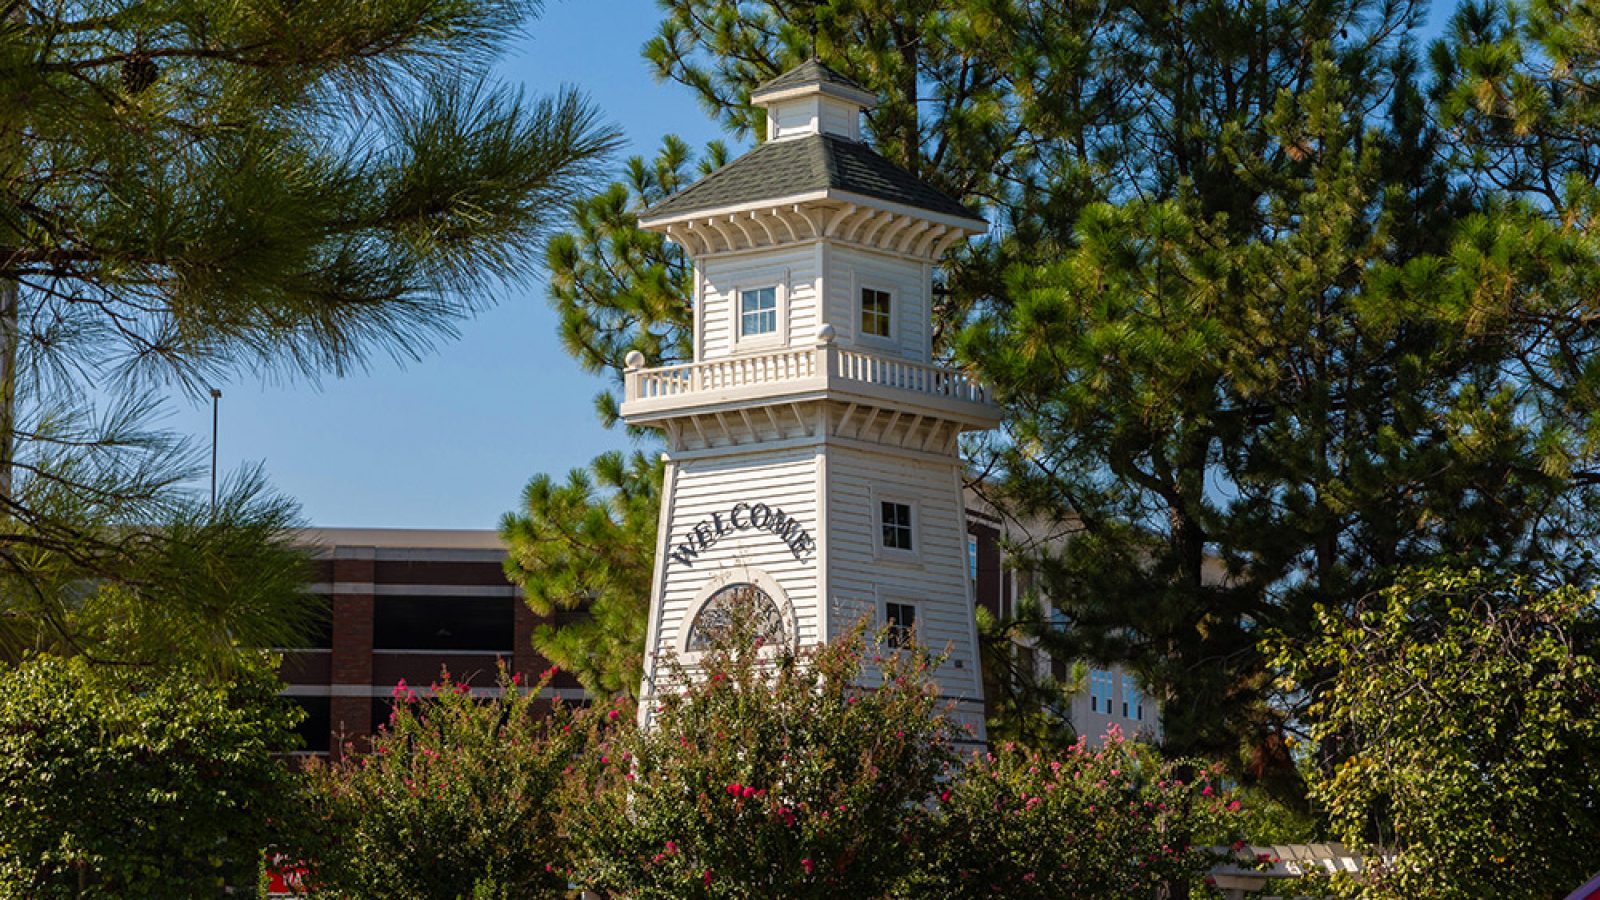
[884,600,917,648]
[880,500,914,552]
[739,286,778,337]
[860,287,892,338]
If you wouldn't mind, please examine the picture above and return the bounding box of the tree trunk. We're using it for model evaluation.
[0,276,15,506]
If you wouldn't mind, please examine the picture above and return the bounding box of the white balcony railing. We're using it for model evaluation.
[624,342,994,414]
[631,346,818,400]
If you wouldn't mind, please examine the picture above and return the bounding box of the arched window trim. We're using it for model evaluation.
[676,566,796,659]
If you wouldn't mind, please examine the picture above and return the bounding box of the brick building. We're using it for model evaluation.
[281,509,1156,755]
[280,528,584,757]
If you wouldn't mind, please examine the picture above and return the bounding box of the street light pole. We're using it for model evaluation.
[209,388,221,513]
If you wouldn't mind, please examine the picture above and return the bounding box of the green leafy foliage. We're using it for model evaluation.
[300,665,583,899]
[0,652,304,898]
[562,599,956,898]
[924,730,1247,897]
[501,450,662,697]
[1278,568,1600,898]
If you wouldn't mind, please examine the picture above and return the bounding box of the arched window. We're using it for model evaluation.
[685,582,789,652]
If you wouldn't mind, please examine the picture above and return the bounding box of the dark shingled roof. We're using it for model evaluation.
[752,59,871,98]
[641,133,983,224]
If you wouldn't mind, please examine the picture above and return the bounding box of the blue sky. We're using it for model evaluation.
[165,0,1460,531]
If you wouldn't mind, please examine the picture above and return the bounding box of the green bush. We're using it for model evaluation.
[923,729,1246,897]
[301,664,581,899]
[1282,568,1600,899]
[562,603,955,899]
[0,653,303,899]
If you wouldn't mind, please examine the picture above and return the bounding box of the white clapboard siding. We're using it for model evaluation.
[825,245,929,362]
[824,444,982,703]
[652,449,822,662]
[698,247,817,360]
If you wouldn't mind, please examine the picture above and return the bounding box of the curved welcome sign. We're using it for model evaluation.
[668,502,815,568]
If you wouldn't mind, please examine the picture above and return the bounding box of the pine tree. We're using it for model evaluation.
[0,0,620,667]
[501,451,662,697]
[966,17,1600,791]
[546,137,725,428]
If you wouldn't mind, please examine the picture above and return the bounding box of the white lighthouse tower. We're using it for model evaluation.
[622,61,999,741]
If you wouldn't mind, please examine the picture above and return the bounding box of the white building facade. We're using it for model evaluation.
[621,61,998,741]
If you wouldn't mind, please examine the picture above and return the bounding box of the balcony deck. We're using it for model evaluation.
[621,344,1001,430]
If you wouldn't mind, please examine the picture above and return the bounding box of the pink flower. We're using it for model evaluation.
[665,840,678,854]
[1202,786,1214,796]
[1228,800,1242,812]
[703,869,713,886]
[727,783,742,796]
[608,709,621,721]
[939,790,951,803]
[801,858,814,875]
[741,786,758,798]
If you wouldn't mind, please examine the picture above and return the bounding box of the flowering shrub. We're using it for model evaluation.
[0,652,303,898]
[562,601,955,898]
[922,726,1246,897]
[301,664,582,899]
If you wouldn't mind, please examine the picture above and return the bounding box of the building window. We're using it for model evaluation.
[860,287,891,338]
[740,287,777,337]
[290,696,330,753]
[1127,681,1145,721]
[880,501,913,551]
[884,601,917,648]
[373,595,514,652]
[967,534,978,582]
[1090,669,1114,714]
